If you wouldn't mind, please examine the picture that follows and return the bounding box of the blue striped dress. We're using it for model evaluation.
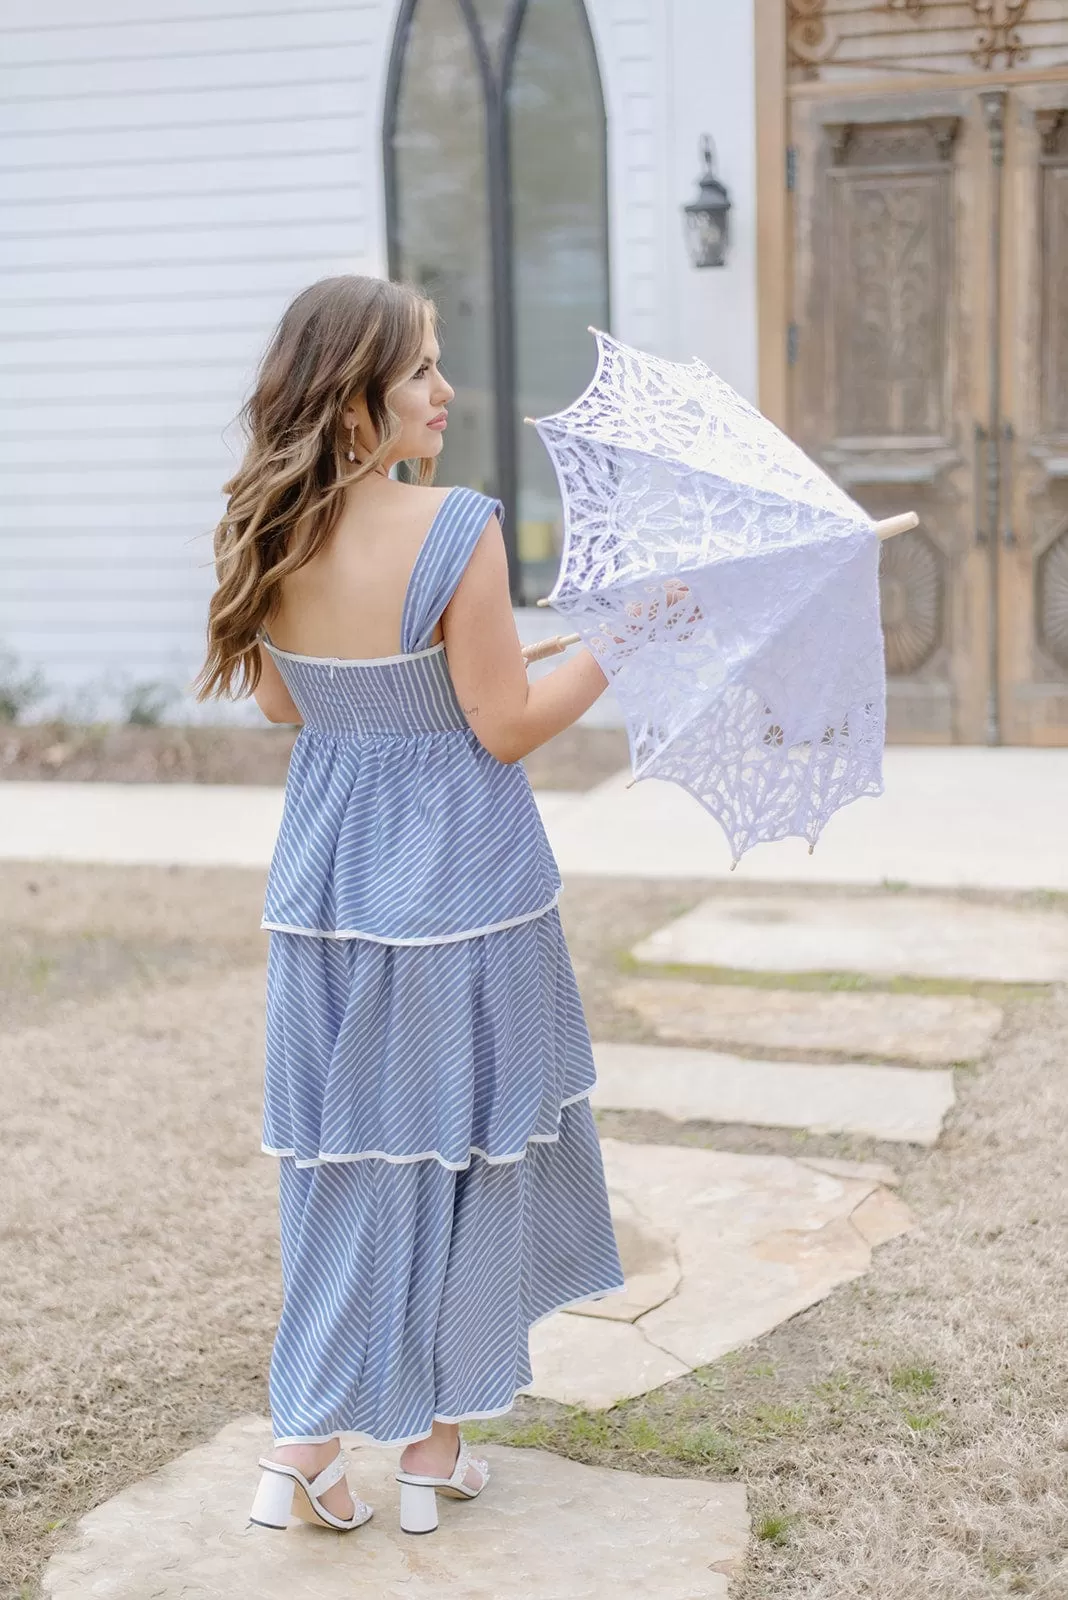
[259,485,624,1448]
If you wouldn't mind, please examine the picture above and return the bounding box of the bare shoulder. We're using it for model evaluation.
[384,481,456,518]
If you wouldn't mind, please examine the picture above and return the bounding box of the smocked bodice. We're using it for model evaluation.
[259,486,561,944]
[262,642,466,738]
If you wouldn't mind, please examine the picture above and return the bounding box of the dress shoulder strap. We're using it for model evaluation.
[401,486,505,654]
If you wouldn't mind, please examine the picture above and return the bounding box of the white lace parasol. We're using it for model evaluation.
[529,329,888,865]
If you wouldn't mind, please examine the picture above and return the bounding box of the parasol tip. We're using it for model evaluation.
[535,597,551,608]
[587,325,604,337]
[809,843,816,856]
[874,512,919,541]
[523,416,537,425]
[730,859,739,873]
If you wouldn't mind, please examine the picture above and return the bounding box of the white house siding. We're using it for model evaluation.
[0,0,757,723]
[0,0,395,722]
[585,0,757,401]
[665,0,758,399]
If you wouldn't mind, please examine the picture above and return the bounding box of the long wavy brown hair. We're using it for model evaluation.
[193,275,437,702]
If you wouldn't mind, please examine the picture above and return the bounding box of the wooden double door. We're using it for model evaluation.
[783,7,1068,743]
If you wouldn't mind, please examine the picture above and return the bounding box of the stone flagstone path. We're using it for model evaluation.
[41,1415,749,1600]
[37,830,1057,1591]
[631,892,1068,984]
[524,1139,912,1409]
[615,977,1004,1066]
[590,1041,955,1145]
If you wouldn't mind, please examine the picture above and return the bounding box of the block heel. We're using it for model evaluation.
[399,1481,439,1534]
[249,1465,296,1529]
[395,1435,489,1535]
[248,1452,373,1533]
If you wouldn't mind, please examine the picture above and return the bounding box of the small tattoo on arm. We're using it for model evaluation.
[463,704,479,716]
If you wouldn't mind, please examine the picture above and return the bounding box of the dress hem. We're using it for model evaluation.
[261,1086,598,1171]
[268,1280,628,1449]
[261,889,561,946]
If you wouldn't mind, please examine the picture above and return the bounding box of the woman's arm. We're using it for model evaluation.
[442,515,607,763]
[251,643,304,725]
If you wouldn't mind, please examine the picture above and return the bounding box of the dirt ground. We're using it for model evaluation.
[1,863,1066,1600]
[0,722,630,792]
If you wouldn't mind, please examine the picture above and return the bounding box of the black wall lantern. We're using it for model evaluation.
[683,135,731,268]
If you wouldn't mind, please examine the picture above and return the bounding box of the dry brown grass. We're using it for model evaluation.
[0,721,628,792]
[1,863,1067,1599]
[0,864,276,1600]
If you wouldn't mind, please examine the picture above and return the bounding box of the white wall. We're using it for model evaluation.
[585,0,757,396]
[0,0,396,723]
[664,0,758,401]
[0,0,758,725]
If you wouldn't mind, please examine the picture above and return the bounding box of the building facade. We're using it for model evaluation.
[1,0,757,724]
[5,1,1068,744]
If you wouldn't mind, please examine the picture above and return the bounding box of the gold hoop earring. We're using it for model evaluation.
[347,425,356,464]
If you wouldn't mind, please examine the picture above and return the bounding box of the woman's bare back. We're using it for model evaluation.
[266,480,455,660]
[255,477,607,759]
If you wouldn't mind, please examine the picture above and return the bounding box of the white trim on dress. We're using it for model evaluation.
[261,890,561,945]
[266,1285,628,1450]
[261,1086,597,1171]
[261,637,448,668]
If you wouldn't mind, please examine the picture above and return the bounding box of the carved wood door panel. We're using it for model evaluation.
[999,87,1068,742]
[783,3,1068,744]
[789,96,990,742]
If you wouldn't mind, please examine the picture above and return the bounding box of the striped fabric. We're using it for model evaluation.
[270,1101,622,1446]
[262,907,599,1170]
[260,485,624,1448]
[260,488,560,943]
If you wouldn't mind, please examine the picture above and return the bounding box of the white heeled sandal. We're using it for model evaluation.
[395,1436,490,1535]
[248,1449,373,1532]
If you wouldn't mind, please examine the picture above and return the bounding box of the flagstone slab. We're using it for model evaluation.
[526,1312,693,1408]
[848,1185,916,1249]
[798,1154,900,1187]
[591,1041,955,1144]
[525,1140,913,1407]
[580,1187,682,1321]
[41,1414,748,1600]
[631,892,1068,984]
[615,977,1003,1065]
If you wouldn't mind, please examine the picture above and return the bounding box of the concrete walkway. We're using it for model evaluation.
[548,748,1068,890]
[2,747,1066,889]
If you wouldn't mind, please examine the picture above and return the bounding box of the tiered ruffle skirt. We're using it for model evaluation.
[262,909,624,1446]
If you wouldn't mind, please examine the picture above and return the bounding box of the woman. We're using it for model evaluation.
[195,274,623,1537]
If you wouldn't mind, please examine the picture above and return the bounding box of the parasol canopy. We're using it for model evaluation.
[528,329,900,865]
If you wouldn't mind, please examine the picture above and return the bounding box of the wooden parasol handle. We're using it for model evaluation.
[533,514,919,610]
[875,513,919,540]
[522,632,581,662]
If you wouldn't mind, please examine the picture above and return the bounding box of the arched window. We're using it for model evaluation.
[384,0,610,601]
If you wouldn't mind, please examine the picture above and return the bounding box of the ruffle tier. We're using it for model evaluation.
[262,726,561,942]
[268,1098,625,1445]
[262,908,597,1169]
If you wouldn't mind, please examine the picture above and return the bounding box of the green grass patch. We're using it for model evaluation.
[465,1398,748,1477]
[755,1511,796,1546]
[811,1372,877,1418]
[616,949,1047,1004]
[890,1364,938,1395]
[672,1425,741,1471]
[28,955,56,993]
[466,1417,557,1450]
[734,1403,807,1441]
